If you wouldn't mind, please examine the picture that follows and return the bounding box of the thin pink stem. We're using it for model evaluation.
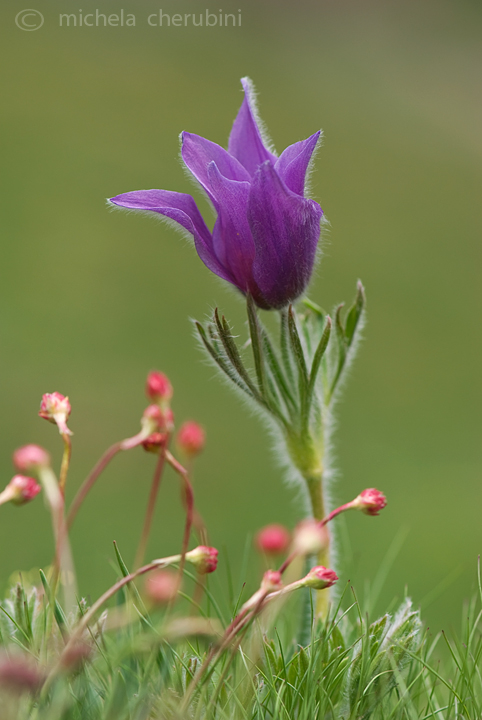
[66,441,122,530]
[164,450,194,582]
[66,429,152,530]
[319,501,356,526]
[278,501,356,576]
[134,443,167,570]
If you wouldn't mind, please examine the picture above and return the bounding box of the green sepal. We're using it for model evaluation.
[213,309,261,401]
[306,315,332,414]
[288,305,309,424]
[246,294,268,399]
[345,280,365,346]
[262,331,298,414]
[195,321,257,401]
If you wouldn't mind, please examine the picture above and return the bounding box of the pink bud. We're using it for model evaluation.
[186,546,218,574]
[142,405,174,433]
[145,570,178,605]
[256,524,290,555]
[38,392,72,435]
[13,445,50,472]
[7,475,41,505]
[142,432,167,454]
[0,654,43,693]
[303,566,338,590]
[261,570,283,593]
[176,421,205,457]
[38,392,71,423]
[146,371,173,404]
[354,488,387,516]
[294,519,329,556]
[61,641,92,672]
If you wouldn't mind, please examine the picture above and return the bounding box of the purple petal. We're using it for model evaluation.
[228,78,278,176]
[275,131,321,196]
[109,189,235,285]
[181,132,251,205]
[207,163,258,293]
[247,163,323,309]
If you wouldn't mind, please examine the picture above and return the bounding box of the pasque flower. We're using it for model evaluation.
[110,78,323,309]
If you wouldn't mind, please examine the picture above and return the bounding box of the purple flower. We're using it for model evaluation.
[110,78,323,310]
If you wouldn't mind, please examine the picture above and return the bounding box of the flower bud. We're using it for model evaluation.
[60,641,92,673]
[39,392,71,423]
[0,653,43,694]
[353,488,387,516]
[145,570,179,605]
[146,371,173,404]
[13,445,50,472]
[142,405,174,434]
[293,520,329,556]
[176,421,205,458]
[255,524,290,555]
[5,475,41,505]
[302,566,338,590]
[142,432,167,454]
[260,570,283,593]
[186,545,218,574]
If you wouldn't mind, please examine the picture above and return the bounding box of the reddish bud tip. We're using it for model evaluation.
[13,445,50,472]
[304,566,338,590]
[142,432,167,454]
[256,524,291,555]
[176,421,205,457]
[294,519,329,556]
[261,569,283,593]
[355,488,387,516]
[186,545,218,574]
[7,475,41,505]
[145,570,179,605]
[146,371,173,404]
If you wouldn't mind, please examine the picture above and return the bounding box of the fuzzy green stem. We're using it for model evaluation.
[304,470,330,619]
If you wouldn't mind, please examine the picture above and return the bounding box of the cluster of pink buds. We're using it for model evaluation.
[186,545,218,574]
[39,392,72,436]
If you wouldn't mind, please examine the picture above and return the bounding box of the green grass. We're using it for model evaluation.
[1,551,482,719]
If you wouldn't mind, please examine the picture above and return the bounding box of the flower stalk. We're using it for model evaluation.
[195,285,365,618]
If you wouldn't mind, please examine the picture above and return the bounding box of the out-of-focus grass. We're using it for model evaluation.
[0,0,480,632]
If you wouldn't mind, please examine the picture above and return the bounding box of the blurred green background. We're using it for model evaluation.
[0,0,480,632]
